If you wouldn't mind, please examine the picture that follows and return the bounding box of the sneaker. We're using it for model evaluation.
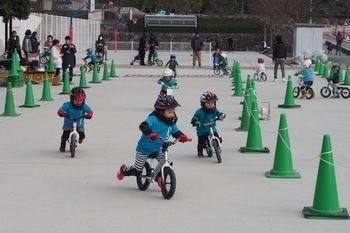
[155,175,162,187]
[59,143,66,152]
[282,77,286,82]
[116,164,127,180]
[273,78,278,82]
[78,138,84,144]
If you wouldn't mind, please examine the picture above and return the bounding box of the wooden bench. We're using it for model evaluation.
[23,71,55,83]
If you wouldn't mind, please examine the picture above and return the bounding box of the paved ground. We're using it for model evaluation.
[0,51,350,233]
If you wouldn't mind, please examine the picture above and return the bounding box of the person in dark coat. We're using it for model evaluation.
[138,34,147,66]
[147,34,159,64]
[61,36,77,82]
[191,32,204,67]
[30,31,40,54]
[272,35,288,82]
[5,31,22,60]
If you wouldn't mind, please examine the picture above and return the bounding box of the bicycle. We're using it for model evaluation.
[320,79,350,98]
[136,136,192,200]
[203,116,224,163]
[147,50,163,66]
[80,60,101,73]
[293,74,315,99]
[65,115,85,158]
[253,71,267,81]
[213,63,232,76]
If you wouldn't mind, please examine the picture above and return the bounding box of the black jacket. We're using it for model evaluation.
[272,42,287,60]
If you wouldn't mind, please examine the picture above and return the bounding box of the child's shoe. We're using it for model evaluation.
[60,143,66,152]
[116,164,127,180]
[197,146,204,157]
[78,138,84,144]
[155,175,162,187]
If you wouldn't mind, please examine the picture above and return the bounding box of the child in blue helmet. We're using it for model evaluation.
[117,95,191,186]
[57,87,93,152]
[165,53,179,79]
[83,48,98,72]
[191,91,226,157]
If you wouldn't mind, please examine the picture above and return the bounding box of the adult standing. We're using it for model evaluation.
[147,34,159,64]
[51,39,62,86]
[191,32,204,67]
[95,34,106,62]
[61,36,77,83]
[272,35,287,82]
[30,31,40,54]
[138,34,147,65]
[336,31,344,55]
[5,31,22,60]
[227,36,233,52]
[43,35,53,53]
[22,29,32,61]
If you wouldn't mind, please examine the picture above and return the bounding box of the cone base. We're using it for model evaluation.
[302,207,349,219]
[19,104,40,108]
[1,113,20,117]
[233,93,244,97]
[109,75,119,78]
[265,170,301,178]
[79,86,91,89]
[59,92,70,95]
[235,127,248,132]
[40,98,54,101]
[278,104,301,108]
[239,146,270,153]
[102,78,112,81]
[89,81,102,83]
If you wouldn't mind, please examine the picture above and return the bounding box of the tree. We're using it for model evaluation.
[0,0,31,22]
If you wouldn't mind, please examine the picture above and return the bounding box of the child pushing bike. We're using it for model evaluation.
[57,87,93,153]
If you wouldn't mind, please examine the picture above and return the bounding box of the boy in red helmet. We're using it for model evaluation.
[57,87,93,152]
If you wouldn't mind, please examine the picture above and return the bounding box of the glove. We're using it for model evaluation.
[178,134,190,143]
[84,111,93,119]
[219,113,226,121]
[57,109,66,117]
[148,132,159,140]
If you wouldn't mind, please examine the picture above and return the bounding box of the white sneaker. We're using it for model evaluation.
[273,78,277,82]
[282,78,286,82]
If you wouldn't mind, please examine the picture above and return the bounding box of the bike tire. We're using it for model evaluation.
[97,66,101,72]
[293,87,300,98]
[305,88,314,99]
[320,87,331,98]
[225,68,232,76]
[80,66,87,73]
[340,87,350,99]
[161,167,176,200]
[214,69,220,75]
[136,162,151,191]
[212,140,222,163]
[70,134,76,158]
[253,73,259,81]
[40,57,48,64]
[147,60,152,66]
[156,60,163,66]
[260,72,267,81]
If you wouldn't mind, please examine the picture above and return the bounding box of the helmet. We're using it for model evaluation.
[154,95,181,110]
[162,68,174,78]
[86,48,93,53]
[221,53,227,58]
[302,59,312,68]
[70,87,86,103]
[200,91,218,103]
[258,58,264,63]
[170,53,176,59]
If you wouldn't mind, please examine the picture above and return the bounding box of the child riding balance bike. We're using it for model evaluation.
[293,58,315,99]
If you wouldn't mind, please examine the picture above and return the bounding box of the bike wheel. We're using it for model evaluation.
[340,87,350,99]
[305,88,314,99]
[147,60,152,66]
[212,140,222,163]
[214,69,220,75]
[253,73,259,81]
[225,68,232,76]
[40,57,47,64]
[320,87,331,98]
[156,60,163,66]
[293,87,300,98]
[70,134,76,158]
[161,167,176,200]
[97,66,101,72]
[260,72,267,81]
[136,162,151,191]
[80,65,87,73]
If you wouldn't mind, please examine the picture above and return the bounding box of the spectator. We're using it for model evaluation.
[30,31,40,54]
[5,31,22,60]
[227,36,233,52]
[147,34,159,64]
[138,34,147,66]
[22,29,32,60]
[61,36,77,83]
[95,34,106,62]
[272,35,288,82]
[336,31,344,55]
[43,35,53,53]
[191,32,204,67]
[51,39,62,86]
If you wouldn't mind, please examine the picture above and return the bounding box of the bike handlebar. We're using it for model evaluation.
[203,117,220,126]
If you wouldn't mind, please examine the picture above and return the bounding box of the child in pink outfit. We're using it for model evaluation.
[254,58,265,73]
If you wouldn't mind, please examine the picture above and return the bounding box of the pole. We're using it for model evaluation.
[69,16,73,42]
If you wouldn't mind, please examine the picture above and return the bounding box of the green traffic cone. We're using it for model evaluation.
[1,82,20,116]
[339,64,345,84]
[90,65,102,83]
[278,75,301,108]
[102,62,111,81]
[240,75,252,105]
[317,61,323,76]
[47,56,55,73]
[314,59,319,72]
[109,59,118,77]
[233,72,244,96]
[79,70,90,88]
[40,72,54,101]
[239,101,269,153]
[19,78,40,108]
[322,63,329,78]
[302,134,349,219]
[343,66,350,85]
[265,113,300,178]
[59,70,71,95]
[235,88,252,131]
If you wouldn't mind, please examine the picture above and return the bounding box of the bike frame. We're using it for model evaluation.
[67,121,80,146]
[204,119,222,154]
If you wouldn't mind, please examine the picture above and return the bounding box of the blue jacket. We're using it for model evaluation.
[59,102,93,130]
[191,107,223,136]
[296,68,314,82]
[157,77,177,92]
[136,113,181,155]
